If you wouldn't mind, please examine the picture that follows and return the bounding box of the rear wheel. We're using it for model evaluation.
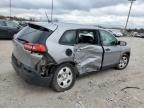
[51,63,76,92]
[116,54,129,70]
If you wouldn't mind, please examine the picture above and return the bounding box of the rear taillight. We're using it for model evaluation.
[24,43,46,53]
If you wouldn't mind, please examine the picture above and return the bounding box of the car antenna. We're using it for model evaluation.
[51,0,53,22]
[45,11,49,23]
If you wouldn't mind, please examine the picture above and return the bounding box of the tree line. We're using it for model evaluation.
[127,28,144,33]
[0,15,36,21]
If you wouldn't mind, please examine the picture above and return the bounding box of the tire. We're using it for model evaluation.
[51,63,76,92]
[116,54,129,70]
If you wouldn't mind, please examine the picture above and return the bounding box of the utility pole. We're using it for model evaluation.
[51,0,53,22]
[125,0,136,30]
[10,0,11,20]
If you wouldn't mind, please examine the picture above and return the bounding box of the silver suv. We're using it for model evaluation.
[12,22,131,92]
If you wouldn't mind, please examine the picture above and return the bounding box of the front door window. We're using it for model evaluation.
[100,30,117,46]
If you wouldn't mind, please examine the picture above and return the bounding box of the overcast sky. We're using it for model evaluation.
[0,0,144,28]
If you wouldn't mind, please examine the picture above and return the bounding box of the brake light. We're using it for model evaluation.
[24,43,46,53]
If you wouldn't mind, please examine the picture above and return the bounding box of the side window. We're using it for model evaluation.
[6,21,18,28]
[0,21,6,26]
[59,30,76,45]
[78,30,97,44]
[100,30,117,46]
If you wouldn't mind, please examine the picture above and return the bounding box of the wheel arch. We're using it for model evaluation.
[123,52,130,58]
[118,51,130,64]
[57,61,79,76]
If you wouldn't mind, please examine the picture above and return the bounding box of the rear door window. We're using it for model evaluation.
[16,24,53,43]
[77,30,99,45]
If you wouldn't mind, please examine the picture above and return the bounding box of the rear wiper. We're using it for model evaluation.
[17,38,29,43]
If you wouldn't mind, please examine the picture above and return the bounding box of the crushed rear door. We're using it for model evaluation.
[74,44,103,74]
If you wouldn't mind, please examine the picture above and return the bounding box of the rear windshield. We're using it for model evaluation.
[16,24,53,43]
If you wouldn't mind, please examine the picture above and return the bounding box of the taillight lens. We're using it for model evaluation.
[24,43,46,53]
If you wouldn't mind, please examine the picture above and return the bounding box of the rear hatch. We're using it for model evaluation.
[12,23,56,69]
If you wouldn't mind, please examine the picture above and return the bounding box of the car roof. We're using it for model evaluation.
[29,22,103,31]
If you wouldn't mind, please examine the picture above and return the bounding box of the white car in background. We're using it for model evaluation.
[108,29,123,37]
[138,33,144,38]
[134,32,144,38]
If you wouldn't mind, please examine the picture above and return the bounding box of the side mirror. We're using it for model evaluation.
[118,41,127,46]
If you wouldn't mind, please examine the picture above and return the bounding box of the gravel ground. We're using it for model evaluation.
[0,37,144,108]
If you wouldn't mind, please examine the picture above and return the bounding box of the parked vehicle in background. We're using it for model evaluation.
[0,20,22,39]
[133,32,141,37]
[133,32,144,38]
[138,33,144,38]
[108,29,123,37]
[12,22,131,92]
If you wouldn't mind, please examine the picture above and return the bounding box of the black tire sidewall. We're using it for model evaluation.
[51,63,76,92]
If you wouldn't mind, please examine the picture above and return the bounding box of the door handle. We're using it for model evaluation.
[105,48,111,51]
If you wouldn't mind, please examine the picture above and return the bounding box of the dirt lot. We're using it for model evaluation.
[0,37,144,108]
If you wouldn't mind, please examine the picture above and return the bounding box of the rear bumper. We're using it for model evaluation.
[11,54,53,86]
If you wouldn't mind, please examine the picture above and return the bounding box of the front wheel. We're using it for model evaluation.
[116,54,129,70]
[51,63,76,92]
